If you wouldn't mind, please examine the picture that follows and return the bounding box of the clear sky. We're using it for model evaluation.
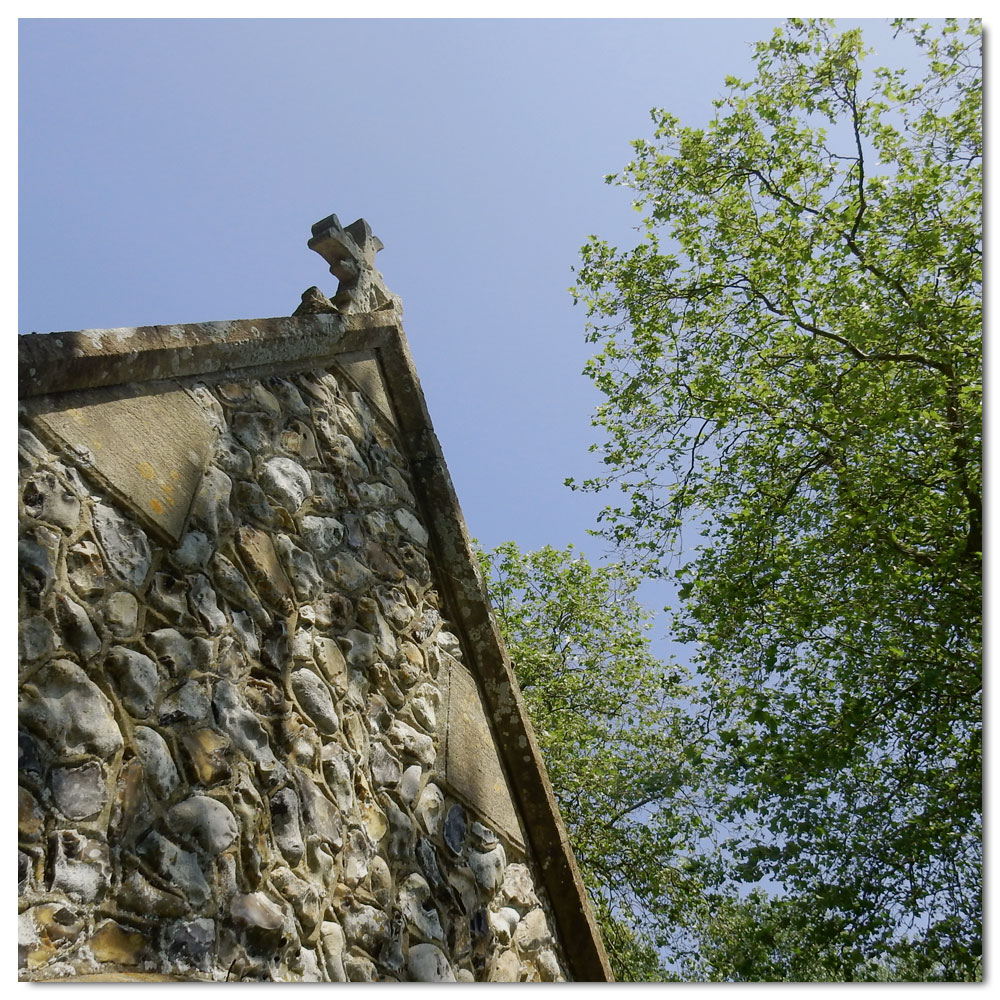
[18,15,925,589]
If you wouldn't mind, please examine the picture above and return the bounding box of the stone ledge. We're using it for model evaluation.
[18,312,401,398]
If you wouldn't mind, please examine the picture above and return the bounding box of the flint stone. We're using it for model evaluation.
[171,530,213,571]
[146,628,195,675]
[92,503,151,588]
[19,426,51,463]
[320,743,354,814]
[210,552,270,627]
[394,507,429,547]
[444,803,467,855]
[501,864,539,910]
[371,743,402,787]
[489,906,521,946]
[364,544,406,583]
[233,479,280,528]
[399,764,423,806]
[490,949,521,982]
[19,729,44,781]
[382,793,415,857]
[298,515,344,560]
[259,456,311,512]
[339,898,387,953]
[469,843,507,895]
[159,679,212,726]
[20,659,123,758]
[344,954,378,982]
[118,868,188,919]
[357,481,396,508]
[388,719,436,767]
[400,542,431,583]
[167,794,238,855]
[235,526,294,613]
[537,948,563,982]
[232,611,260,657]
[376,584,415,630]
[107,646,160,718]
[49,829,111,902]
[214,432,253,477]
[319,920,347,982]
[106,591,139,637]
[19,531,57,601]
[384,466,416,505]
[134,726,181,799]
[370,854,392,907]
[309,469,345,514]
[19,614,55,664]
[51,761,107,820]
[380,910,406,973]
[250,382,282,416]
[19,786,45,841]
[290,667,339,734]
[274,534,323,600]
[56,594,101,661]
[66,540,106,596]
[514,907,551,955]
[415,783,445,837]
[213,680,280,774]
[326,553,373,593]
[165,917,216,972]
[137,831,211,908]
[232,893,284,948]
[295,771,343,849]
[334,400,366,447]
[412,608,441,643]
[409,694,438,733]
[270,787,305,866]
[357,598,396,658]
[19,850,33,893]
[22,470,81,531]
[188,574,226,633]
[416,837,445,888]
[342,628,376,670]
[471,820,498,848]
[268,377,310,416]
[408,943,456,983]
[313,636,348,693]
[190,465,235,537]
[149,571,191,620]
[89,918,148,966]
[231,410,274,453]
[342,827,370,885]
[399,872,444,943]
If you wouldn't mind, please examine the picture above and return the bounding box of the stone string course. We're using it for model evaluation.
[18,366,571,982]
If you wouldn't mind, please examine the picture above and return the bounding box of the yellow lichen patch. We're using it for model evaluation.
[149,498,165,515]
[136,461,157,481]
[160,482,176,506]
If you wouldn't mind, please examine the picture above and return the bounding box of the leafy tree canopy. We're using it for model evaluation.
[476,542,708,979]
[565,17,981,978]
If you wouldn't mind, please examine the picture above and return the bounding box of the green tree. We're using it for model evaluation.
[476,542,709,980]
[571,18,981,978]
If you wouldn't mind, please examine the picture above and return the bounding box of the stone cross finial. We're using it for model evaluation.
[294,213,401,318]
